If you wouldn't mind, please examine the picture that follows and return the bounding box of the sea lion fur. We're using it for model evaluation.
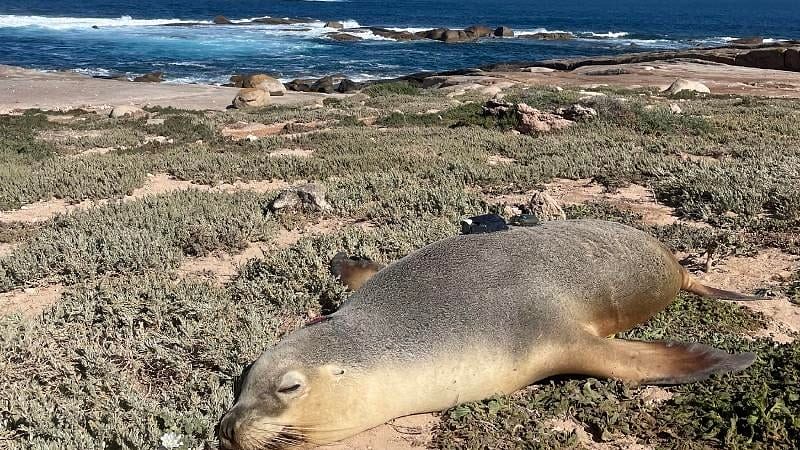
[218,219,760,449]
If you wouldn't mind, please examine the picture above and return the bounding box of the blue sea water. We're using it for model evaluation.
[1,0,798,83]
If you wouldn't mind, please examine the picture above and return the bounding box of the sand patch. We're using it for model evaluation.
[693,249,800,342]
[485,178,707,228]
[487,154,516,166]
[37,129,106,142]
[547,417,654,450]
[0,284,65,318]
[0,242,17,258]
[221,122,287,140]
[273,219,376,249]
[66,146,116,158]
[176,243,266,284]
[323,414,437,450]
[269,148,314,158]
[0,174,292,223]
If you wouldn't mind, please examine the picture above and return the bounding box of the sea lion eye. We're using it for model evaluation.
[277,383,301,394]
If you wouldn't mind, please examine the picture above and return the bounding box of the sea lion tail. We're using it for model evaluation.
[680,267,765,301]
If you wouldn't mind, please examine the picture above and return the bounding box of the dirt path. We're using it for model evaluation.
[0,174,293,223]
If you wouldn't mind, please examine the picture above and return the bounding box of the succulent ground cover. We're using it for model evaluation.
[0,82,799,449]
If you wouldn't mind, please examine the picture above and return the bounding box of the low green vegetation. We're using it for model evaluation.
[0,84,798,449]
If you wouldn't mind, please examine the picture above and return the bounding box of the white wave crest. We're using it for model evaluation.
[0,14,207,30]
[583,31,630,39]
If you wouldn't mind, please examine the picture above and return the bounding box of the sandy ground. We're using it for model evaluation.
[497,60,800,98]
[0,65,332,113]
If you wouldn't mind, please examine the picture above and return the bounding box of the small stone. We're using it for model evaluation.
[663,79,710,95]
[146,118,165,125]
[528,191,566,221]
[109,105,148,119]
[555,104,598,121]
[669,103,682,114]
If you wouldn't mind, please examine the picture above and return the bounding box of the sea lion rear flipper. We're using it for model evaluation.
[680,267,766,301]
[569,337,755,385]
[329,252,385,291]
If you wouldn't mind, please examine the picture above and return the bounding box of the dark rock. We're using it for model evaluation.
[521,32,574,40]
[213,15,233,25]
[731,37,763,45]
[328,32,362,42]
[464,25,492,38]
[418,28,447,40]
[367,27,419,41]
[285,79,314,92]
[735,48,787,70]
[482,99,514,117]
[337,78,362,93]
[252,17,314,25]
[585,67,630,76]
[91,25,99,29]
[494,26,514,37]
[555,104,598,121]
[311,76,336,94]
[132,71,164,83]
[270,183,331,211]
[325,21,344,29]
[786,48,800,71]
[442,29,473,43]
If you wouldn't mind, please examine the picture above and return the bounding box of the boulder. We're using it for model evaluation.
[669,103,683,114]
[494,26,514,37]
[241,74,286,96]
[420,28,448,40]
[252,17,313,25]
[442,29,472,43]
[527,191,566,222]
[231,88,270,109]
[367,27,418,41]
[285,79,314,92]
[555,104,598,121]
[663,79,711,95]
[735,48,786,70]
[731,37,763,45]
[213,15,233,25]
[515,103,573,134]
[324,21,344,29]
[337,78,362,93]
[270,183,331,212]
[328,32,362,42]
[109,105,148,119]
[464,25,492,38]
[311,76,336,94]
[521,32,574,40]
[132,71,164,83]
[786,48,800,71]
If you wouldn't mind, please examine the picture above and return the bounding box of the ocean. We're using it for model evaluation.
[1,0,798,84]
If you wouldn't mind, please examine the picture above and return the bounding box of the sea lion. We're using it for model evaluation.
[218,219,760,450]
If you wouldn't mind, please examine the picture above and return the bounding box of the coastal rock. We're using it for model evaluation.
[735,48,787,70]
[231,88,270,109]
[311,76,336,94]
[253,17,313,25]
[482,99,514,117]
[241,74,286,96]
[328,32,362,42]
[324,21,344,29]
[521,32,574,40]
[419,28,448,40]
[285,79,314,92]
[109,105,148,119]
[585,67,630,76]
[494,26,514,37]
[663,79,711,95]
[442,29,473,43]
[731,37,763,45]
[213,15,233,25]
[337,78,362,93]
[555,104,598,121]
[133,71,164,83]
[786,48,800,71]
[367,27,419,41]
[515,103,573,134]
[464,25,493,38]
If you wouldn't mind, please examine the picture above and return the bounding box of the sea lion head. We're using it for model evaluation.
[218,326,364,449]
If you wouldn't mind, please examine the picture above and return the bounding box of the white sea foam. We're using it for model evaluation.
[583,31,630,39]
[0,14,207,30]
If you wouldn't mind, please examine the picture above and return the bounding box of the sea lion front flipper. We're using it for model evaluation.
[568,337,756,385]
[329,252,385,291]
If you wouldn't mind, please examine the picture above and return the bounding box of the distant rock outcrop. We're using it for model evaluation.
[324,21,344,29]
[132,71,163,83]
[464,25,493,38]
[213,15,233,25]
[731,37,763,45]
[521,32,574,40]
[664,79,711,95]
[328,32,362,42]
[494,26,514,37]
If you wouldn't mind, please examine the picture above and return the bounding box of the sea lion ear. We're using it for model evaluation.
[276,371,308,399]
